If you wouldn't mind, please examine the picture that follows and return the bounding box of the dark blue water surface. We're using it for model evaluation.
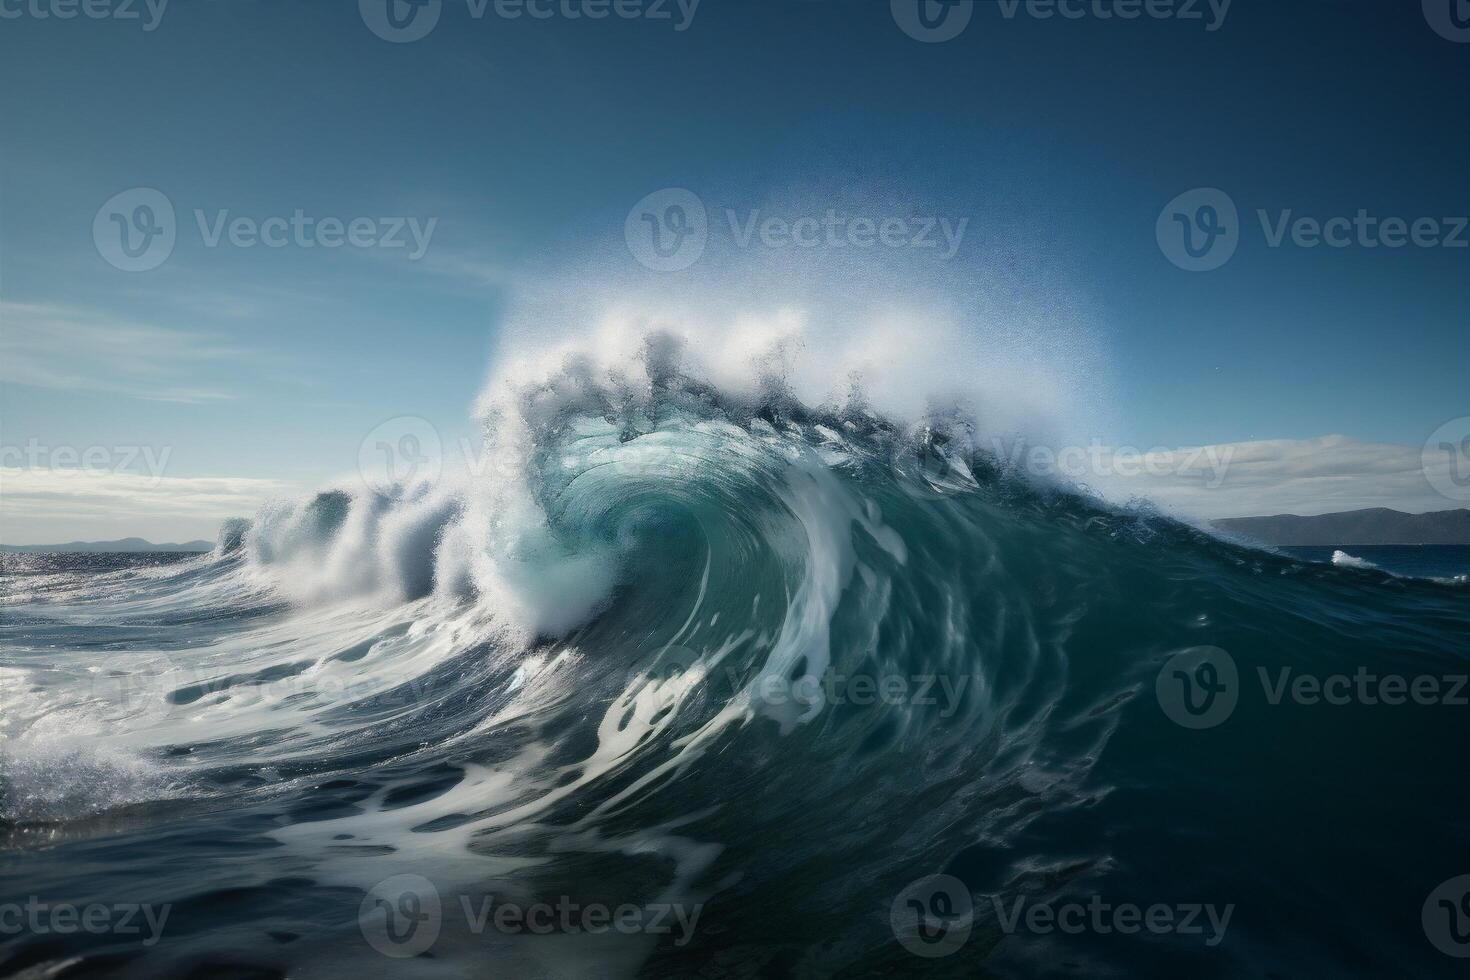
[1280,545,1470,582]
[2,405,1469,979]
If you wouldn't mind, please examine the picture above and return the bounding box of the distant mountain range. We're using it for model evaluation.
[1214,508,1470,546]
[0,537,213,554]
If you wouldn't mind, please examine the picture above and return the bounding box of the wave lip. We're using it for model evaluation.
[1330,549,1377,570]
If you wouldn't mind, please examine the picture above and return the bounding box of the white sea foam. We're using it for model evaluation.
[478,259,1114,451]
[0,733,176,822]
[1331,549,1377,570]
[217,243,1114,644]
[446,246,1111,638]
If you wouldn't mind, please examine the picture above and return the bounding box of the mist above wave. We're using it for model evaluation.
[220,241,1118,641]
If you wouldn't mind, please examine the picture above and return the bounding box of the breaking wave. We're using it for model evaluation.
[2,315,1467,979]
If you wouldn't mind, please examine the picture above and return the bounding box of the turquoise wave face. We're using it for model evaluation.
[2,390,1468,978]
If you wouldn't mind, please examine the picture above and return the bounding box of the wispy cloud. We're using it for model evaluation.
[402,247,513,288]
[0,468,293,545]
[1085,435,1458,521]
[0,301,248,403]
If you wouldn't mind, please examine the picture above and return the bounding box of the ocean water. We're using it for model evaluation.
[1280,545,1470,583]
[3,343,1470,979]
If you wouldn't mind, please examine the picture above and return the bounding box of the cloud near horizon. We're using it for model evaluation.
[0,469,295,545]
[1081,434,1463,521]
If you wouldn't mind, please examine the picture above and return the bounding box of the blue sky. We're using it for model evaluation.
[2,0,1468,542]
